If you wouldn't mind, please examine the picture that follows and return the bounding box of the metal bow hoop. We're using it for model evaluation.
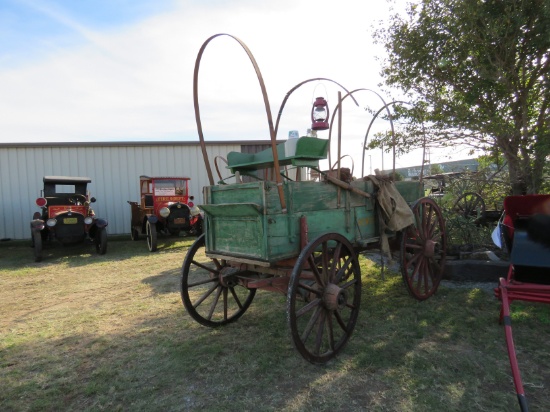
[193,33,287,211]
[326,89,394,177]
[274,78,359,138]
[360,100,427,180]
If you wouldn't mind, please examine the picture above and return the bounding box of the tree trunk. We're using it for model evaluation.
[505,152,528,195]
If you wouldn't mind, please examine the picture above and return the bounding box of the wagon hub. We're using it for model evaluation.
[423,239,440,258]
[219,267,240,287]
[323,283,348,311]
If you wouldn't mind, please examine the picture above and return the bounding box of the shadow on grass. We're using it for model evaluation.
[142,268,181,295]
[0,237,196,270]
[2,265,550,411]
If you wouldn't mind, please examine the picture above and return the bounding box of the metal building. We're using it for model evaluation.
[0,140,272,240]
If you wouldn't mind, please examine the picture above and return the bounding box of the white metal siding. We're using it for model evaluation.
[0,143,242,239]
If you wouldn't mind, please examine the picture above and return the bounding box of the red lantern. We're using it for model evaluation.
[311,96,329,131]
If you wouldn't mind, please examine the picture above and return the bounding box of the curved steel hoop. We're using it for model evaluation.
[192,33,286,211]
[319,88,395,178]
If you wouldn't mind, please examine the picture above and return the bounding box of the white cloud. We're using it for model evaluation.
[2,0,457,172]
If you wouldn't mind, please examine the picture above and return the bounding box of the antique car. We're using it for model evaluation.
[30,176,108,262]
[127,176,202,251]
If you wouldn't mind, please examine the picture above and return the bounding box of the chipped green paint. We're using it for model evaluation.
[200,179,423,264]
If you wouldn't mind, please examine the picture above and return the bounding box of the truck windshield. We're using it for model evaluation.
[154,180,187,196]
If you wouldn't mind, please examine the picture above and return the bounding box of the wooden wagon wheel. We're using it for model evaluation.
[453,192,486,220]
[400,197,447,301]
[287,233,362,364]
[180,234,256,327]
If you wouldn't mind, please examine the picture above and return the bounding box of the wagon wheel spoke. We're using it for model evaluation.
[228,286,245,309]
[206,286,223,321]
[181,234,255,327]
[321,242,330,285]
[326,313,335,352]
[307,254,324,286]
[300,305,322,342]
[297,279,323,297]
[405,241,423,250]
[413,208,426,242]
[329,242,343,282]
[423,205,434,237]
[404,248,423,268]
[288,233,361,364]
[401,198,447,301]
[340,277,359,292]
[334,309,348,332]
[335,254,354,283]
[193,282,220,307]
[418,259,430,295]
[191,260,219,274]
[314,310,327,356]
[295,297,321,318]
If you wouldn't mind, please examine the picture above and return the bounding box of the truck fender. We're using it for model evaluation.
[95,218,108,229]
[147,215,158,224]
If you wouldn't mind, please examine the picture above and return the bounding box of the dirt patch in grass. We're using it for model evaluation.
[1,237,549,411]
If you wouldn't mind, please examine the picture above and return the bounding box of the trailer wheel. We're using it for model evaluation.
[287,233,362,364]
[180,234,256,327]
[400,197,447,301]
[146,220,157,252]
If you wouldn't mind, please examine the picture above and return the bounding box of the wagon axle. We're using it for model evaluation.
[218,267,241,288]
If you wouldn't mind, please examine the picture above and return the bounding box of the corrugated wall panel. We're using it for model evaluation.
[0,143,243,239]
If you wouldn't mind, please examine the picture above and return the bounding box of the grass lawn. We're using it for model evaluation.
[1,235,549,411]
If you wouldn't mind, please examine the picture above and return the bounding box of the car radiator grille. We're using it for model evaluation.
[55,214,86,244]
[168,205,191,228]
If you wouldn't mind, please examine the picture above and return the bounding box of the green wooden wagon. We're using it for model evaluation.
[180,33,447,364]
[180,136,447,363]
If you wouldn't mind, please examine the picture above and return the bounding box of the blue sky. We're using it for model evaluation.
[0,0,476,171]
[0,0,176,67]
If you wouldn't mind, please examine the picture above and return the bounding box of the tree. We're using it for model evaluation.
[430,163,444,175]
[373,0,550,194]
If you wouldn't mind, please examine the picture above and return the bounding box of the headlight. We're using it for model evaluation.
[84,217,93,225]
[159,207,170,218]
[190,205,201,216]
[46,219,57,227]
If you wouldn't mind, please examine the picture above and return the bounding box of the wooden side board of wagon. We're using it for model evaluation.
[127,176,203,252]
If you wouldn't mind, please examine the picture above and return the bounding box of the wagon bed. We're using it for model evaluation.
[201,177,423,264]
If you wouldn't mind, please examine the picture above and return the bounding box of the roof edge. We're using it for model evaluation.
[0,140,285,149]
